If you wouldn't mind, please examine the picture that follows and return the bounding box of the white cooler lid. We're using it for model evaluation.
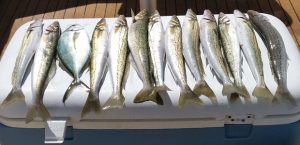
[0,14,300,129]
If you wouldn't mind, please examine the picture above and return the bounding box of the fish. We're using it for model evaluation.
[165,15,203,107]
[128,9,163,105]
[81,18,109,117]
[27,21,60,123]
[247,10,296,105]
[148,10,170,92]
[182,9,217,103]
[103,15,128,110]
[200,10,247,99]
[218,12,250,101]
[234,10,273,102]
[57,24,91,103]
[2,19,43,107]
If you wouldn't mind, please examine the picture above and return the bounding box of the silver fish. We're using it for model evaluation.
[103,15,128,110]
[57,24,91,103]
[148,10,170,92]
[166,15,203,107]
[200,10,246,98]
[182,9,217,103]
[248,10,296,105]
[27,21,60,123]
[2,19,43,106]
[234,10,273,102]
[81,19,109,117]
[218,12,250,100]
[128,9,163,105]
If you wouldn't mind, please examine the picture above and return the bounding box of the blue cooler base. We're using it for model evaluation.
[1,121,300,145]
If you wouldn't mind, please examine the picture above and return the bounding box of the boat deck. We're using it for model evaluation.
[0,0,299,57]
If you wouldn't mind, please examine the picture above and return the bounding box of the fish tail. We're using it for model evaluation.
[274,87,297,106]
[179,87,203,108]
[1,89,25,106]
[193,81,217,104]
[237,84,251,100]
[222,84,239,96]
[63,80,89,103]
[252,85,273,102]
[134,87,164,105]
[103,93,125,110]
[155,84,171,92]
[81,92,101,118]
[25,102,51,123]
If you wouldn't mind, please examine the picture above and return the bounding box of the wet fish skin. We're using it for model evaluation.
[166,15,203,107]
[182,9,217,103]
[81,18,109,117]
[248,10,296,105]
[2,19,43,107]
[128,9,163,105]
[200,10,245,98]
[234,10,273,101]
[148,10,170,92]
[57,24,91,103]
[103,15,128,110]
[218,12,250,100]
[26,21,61,123]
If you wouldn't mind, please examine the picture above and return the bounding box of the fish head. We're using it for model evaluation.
[234,10,247,19]
[95,18,107,30]
[28,19,43,31]
[247,10,260,19]
[134,9,148,21]
[65,24,84,32]
[218,12,231,25]
[202,9,216,23]
[46,21,60,33]
[149,10,161,29]
[115,15,127,27]
[169,15,181,28]
[185,9,197,21]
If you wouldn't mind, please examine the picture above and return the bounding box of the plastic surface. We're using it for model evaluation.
[1,121,300,145]
[0,14,300,128]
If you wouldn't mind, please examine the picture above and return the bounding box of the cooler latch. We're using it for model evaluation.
[225,114,254,124]
[45,119,67,144]
[224,114,254,138]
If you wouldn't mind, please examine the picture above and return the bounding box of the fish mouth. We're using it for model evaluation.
[234,9,247,19]
[247,10,259,18]
[218,12,230,24]
[66,24,84,31]
[186,9,197,20]
[135,9,148,20]
[95,18,107,30]
[169,15,180,27]
[115,15,127,27]
[30,19,43,28]
[46,21,60,32]
[202,10,216,21]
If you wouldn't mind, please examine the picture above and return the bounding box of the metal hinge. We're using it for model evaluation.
[224,114,254,124]
[45,119,68,144]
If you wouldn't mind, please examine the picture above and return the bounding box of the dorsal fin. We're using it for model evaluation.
[131,9,136,23]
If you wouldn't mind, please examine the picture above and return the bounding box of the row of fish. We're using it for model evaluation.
[0,9,296,123]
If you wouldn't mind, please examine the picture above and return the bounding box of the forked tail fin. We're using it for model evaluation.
[102,93,125,110]
[81,92,101,118]
[1,89,26,106]
[26,102,51,123]
[179,87,203,108]
[252,85,273,102]
[155,84,171,92]
[133,86,164,105]
[223,83,250,99]
[193,81,217,104]
[274,87,296,106]
[63,80,89,103]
